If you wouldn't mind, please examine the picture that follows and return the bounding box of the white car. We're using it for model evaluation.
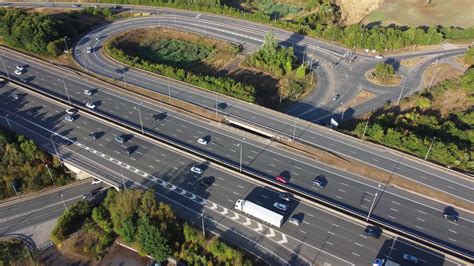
[375,55,384,59]
[16,65,24,71]
[402,254,419,264]
[273,202,288,211]
[84,89,93,96]
[14,69,22,75]
[65,108,77,115]
[64,115,75,122]
[92,179,102,184]
[289,217,301,226]
[86,46,91,53]
[197,138,207,145]
[12,94,19,100]
[86,102,96,109]
[190,166,203,175]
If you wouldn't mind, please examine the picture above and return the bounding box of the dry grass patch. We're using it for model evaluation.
[346,89,377,107]
[421,62,464,88]
[400,56,426,68]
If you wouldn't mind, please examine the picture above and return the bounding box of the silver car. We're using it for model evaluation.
[273,202,288,211]
[64,115,75,122]
[289,217,301,226]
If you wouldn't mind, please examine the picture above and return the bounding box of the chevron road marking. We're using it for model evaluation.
[254,222,263,232]
[277,234,288,244]
[230,212,240,220]
[209,202,218,210]
[220,208,228,215]
[243,217,252,226]
[265,228,276,238]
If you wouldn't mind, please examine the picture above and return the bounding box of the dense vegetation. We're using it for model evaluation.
[52,189,253,264]
[0,131,74,200]
[246,31,313,102]
[0,7,112,56]
[342,68,474,171]
[80,0,473,51]
[0,239,29,265]
[374,62,395,82]
[465,46,474,66]
[123,39,214,68]
[106,35,257,102]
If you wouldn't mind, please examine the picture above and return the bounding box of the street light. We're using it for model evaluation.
[424,136,436,160]
[367,184,381,222]
[237,138,245,172]
[201,210,205,237]
[0,55,10,79]
[49,134,62,166]
[134,103,144,134]
[58,77,72,106]
[60,193,68,212]
[45,164,55,186]
[5,114,12,131]
[63,36,69,53]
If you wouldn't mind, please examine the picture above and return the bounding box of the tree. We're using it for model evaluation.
[296,64,306,78]
[92,206,113,233]
[374,63,395,81]
[137,216,171,261]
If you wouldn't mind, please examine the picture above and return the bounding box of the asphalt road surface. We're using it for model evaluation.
[0,81,467,265]
[1,48,474,259]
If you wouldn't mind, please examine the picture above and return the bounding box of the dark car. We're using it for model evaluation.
[364,226,381,239]
[443,212,459,222]
[312,175,326,188]
[216,102,227,110]
[278,192,292,202]
[153,112,167,121]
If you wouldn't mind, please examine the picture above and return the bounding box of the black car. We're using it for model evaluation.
[278,192,292,202]
[364,226,381,239]
[443,213,459,222]
[153,112,167,121]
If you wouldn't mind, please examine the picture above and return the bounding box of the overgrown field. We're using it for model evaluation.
[363,0,474,28]
[105,28,314,107]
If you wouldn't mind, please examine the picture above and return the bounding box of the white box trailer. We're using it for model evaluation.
[235,199,283,228]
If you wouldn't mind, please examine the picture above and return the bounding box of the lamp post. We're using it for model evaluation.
[0,55,10,79]
[237,138,245,172]
[5,114,12,131]
[45,164,55,186]
[367,184,381,221]
[134,103,144,134]
[58,77,72,106]
[63,36,69,53]
[60,193,68,212]
[424,136,436,160]
[201,210,205,237]
[50,134,62,166]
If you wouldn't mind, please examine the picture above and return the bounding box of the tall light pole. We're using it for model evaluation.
[167,80,171,100]
[122,71,127,87]
[292,118,297,142]
[12,184,19,197]
[82,52,89,73]
[424,136,436,160]
[45,164,55,186]
[367,184,381,221]
[5,114,12,131]
[58,78,72,106]
[121,167,127,191]
[60,193,68,212]
[135,103,144,134]
[362,120,369,140]
[238,138,245,172]
[63,36,69,53]
[201,210,205,237]
[0,56,10,79]
[215,94,218,118]
[50,134,62,166]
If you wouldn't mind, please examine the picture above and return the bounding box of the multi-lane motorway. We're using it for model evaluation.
[1,51,474,259]
[0,2,472,264]
[0,81,466,265]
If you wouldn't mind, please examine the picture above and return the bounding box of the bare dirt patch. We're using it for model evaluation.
[346,89,377,107]
[421,62,464,89]
[100,243,154,266]
[362,0,474,28]
[337,0,383,25]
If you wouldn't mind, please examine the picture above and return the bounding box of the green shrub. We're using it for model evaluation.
[51,201,92,244]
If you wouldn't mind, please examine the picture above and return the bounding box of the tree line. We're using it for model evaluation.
[342,67,474,172]
[0,7,112,56]
[106,37,257,103]
[87,0,473,51]
[52,189,253,265]
[0,131,74,200]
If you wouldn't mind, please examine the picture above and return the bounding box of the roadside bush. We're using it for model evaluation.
[0,132,73,200]
[0,239,29,265]
[51,201,92,244]
[464,46,474,66]
[374,63,395,81]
